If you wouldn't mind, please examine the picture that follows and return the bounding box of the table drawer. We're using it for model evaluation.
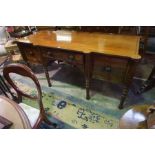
[93,66,126,83]
[93,55,128,83]
[41,48,84,65]
[18,43,42,64]
[93,55,128,68]
[25,48,41,63]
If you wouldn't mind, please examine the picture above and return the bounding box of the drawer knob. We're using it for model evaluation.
[47,51,51,55]
[102,66,112,72]
[43,52,54,58]
[68,55,75,61]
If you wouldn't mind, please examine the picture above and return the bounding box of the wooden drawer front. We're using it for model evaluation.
[42,48,84,65]
[18,43,42,64]
[93,55,128,83]
[93,55,128,68]
[24,47,41,63]
[93,66,126,83]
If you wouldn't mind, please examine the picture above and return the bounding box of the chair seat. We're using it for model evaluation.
[147,112,155,129]
[119,105,150,129]
[19,103,40,127]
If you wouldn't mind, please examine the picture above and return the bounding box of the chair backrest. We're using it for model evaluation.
[3,63,44,112]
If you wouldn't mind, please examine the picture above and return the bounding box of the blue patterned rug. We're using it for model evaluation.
[14,78,124,129]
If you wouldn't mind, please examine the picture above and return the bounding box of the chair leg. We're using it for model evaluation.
[137,80,155,94]
[43,65,52,87]
[0,75,15,99]
[33,116,43,129]
[119,86,129,109]
[43,116,57,128]
[0,82,9,97]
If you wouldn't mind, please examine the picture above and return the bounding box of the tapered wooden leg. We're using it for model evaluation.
[84,54,92,100]
[119,60,137,109]
[43,65,52,87]
[119,87,129,109]
[26,61,52,87]
[86,79,90,99]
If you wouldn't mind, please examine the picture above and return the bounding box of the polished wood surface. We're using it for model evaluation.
[0,96,31,129]
[18,30,141,59]
[16,30,141,109]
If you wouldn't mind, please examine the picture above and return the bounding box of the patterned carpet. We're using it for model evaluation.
[2,57,155,129]
[16,80,120,129]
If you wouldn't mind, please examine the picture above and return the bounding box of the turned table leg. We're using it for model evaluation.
[84,54,92,100]
[119,86,130,109]
[119,60,137,109]
[43,64,52,87]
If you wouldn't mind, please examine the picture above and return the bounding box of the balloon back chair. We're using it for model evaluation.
[3,63,57,129]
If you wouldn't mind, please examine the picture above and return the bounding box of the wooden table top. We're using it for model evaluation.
[0,96,31,129]
[17,30,141,59]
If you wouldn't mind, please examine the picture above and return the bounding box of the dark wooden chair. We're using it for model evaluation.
[0,55,16,99]
[138,27,155,60]
[3,63,57,128]
[137,65,155,94]
[119,105,155,129]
